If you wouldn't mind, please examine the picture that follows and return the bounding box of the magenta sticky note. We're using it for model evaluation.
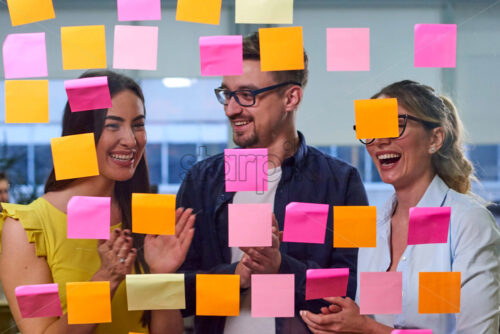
[327,28,370,71]
[3,32,48,79]
[283,202,328,244]
[251,274,294,318]
[414,24,456,68]
[67,196,111,239]
[392,330,432,334]
[224,148,268,192]
[359,272,402,314]
[228,203,272,247]
[117,0,161,21]
[407,207,451,245]
[199,35,243,76]
[305,268,349,300]
[64,76,112,112]
[15,283,62,318]
[113,25,158,71]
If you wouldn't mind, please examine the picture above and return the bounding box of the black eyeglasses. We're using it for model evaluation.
[214,81,302,107]
[353,114,440,145]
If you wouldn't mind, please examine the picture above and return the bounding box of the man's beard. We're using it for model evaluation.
[233,129,259,148]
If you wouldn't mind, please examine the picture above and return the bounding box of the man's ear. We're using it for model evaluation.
[284,86,303,112]
[430,126,445,152]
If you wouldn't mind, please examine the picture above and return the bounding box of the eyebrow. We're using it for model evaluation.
[105,115,145,122]
[219,84,259,91]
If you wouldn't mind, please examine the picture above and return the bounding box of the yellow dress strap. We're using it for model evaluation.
[0,202,47,257]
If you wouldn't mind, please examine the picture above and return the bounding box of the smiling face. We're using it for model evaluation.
[96,90,146,182]
[366,101,437,190]
[221,60,292,148]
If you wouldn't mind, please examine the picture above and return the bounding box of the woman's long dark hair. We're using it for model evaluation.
[44,70,151,276]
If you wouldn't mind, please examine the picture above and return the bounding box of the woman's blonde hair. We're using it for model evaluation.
[372,80,475,194]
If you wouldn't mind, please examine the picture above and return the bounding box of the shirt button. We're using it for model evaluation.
[401,256,407,261]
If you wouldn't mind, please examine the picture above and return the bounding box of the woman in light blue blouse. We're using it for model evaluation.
[300,80,500,333]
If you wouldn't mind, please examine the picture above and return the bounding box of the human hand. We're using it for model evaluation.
[240,214,281,274]
[144,207,195,274]
[300,297,368,334]
[94,228,136,289]
[235,254,252,289]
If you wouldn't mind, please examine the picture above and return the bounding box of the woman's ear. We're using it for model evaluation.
[429,127,445,153]
[284,86,303,113]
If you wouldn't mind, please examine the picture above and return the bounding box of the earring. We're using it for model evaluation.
[429,146,436,153]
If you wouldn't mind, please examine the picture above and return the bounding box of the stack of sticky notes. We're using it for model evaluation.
[15,284,62,318]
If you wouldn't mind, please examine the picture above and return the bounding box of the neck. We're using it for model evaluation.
[394,171,436,217]
[65,175,116,198]
[265,125,299,169]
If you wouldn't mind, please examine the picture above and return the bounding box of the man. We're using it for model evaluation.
[177,32,368,333]
[0,173,10,203]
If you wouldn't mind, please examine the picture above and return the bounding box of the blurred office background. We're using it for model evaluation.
[1,0,500,331]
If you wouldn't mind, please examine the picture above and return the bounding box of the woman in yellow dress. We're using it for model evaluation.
[0,70,195,334]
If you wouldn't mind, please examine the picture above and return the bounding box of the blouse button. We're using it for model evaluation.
[401,256,407,261]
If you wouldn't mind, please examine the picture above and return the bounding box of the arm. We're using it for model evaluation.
[452,206,500,334]
[0,218,135,334]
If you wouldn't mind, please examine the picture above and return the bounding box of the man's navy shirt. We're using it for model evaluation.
[177,132,369,334]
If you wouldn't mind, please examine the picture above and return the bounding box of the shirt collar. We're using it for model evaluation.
[282,131,308,169]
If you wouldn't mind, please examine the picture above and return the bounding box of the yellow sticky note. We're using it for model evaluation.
[66,281,111,324]
[132,193,176,235]
[259,27,304,71]
[196,274,239,316]
[354,98,399,140]
[333,206,376,248]
[176,0,222,25]
[419,272,461,313]
[5,80,49,123]
[6,0,55,26]
[51,133,99,181]
[235,0,293,24]
[61,25,107,70]
[126,274,185,310]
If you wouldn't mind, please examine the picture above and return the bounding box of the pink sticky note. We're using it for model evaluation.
[15,284,62,318]
[327,28,370,71]
[199,35,243,76]
[3,32,48,79]
[117,0,161,21]
[251,274,294,318]
[392,330,432,334]
[228,203,272,247]
[225,148,268,192]
[414,24,456,68]
[64,76,112,112]
[67,196,111,239]
[305,268,349,300]
[359,272,402,314]
[407,207,451,245]
[113,25,158,71]
[283,202,328,244]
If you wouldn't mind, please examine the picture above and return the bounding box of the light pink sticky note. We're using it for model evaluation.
[305,268,349,300]
[251,274,294,318]
[407,207,451,245]
[283,202,328,244]
[224,148,268,192]
[117,0,161,21]
[327,28,370,71]
[64,76,112,112]
[199,35,243,76]
[67,196,111,239]
[392,330,432,334]
[113,25,158,71]
[3,32,48,79]
[414,24,456,68]
[359,272,402,314]
[15,283,62,318]
[228,203,272,247]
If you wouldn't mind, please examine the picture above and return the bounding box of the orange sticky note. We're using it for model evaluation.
[354,98,399,140]
[66,281,111,324]
[132,193,176,235]
[333,206,376,248]
[419,272,461,313]
[51,133,99,181]
[259,27,304,71]
[196,274,240,316]
[61,25,107,70]
[5,80,49,123]
[6,0,55,26]
[176,0,222,25]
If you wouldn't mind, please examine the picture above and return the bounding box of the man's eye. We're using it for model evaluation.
[238,91,253,100]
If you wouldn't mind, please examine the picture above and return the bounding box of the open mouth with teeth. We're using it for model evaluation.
[377,153,401,166]
[110,153,134,161]
[233,120,250,127]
